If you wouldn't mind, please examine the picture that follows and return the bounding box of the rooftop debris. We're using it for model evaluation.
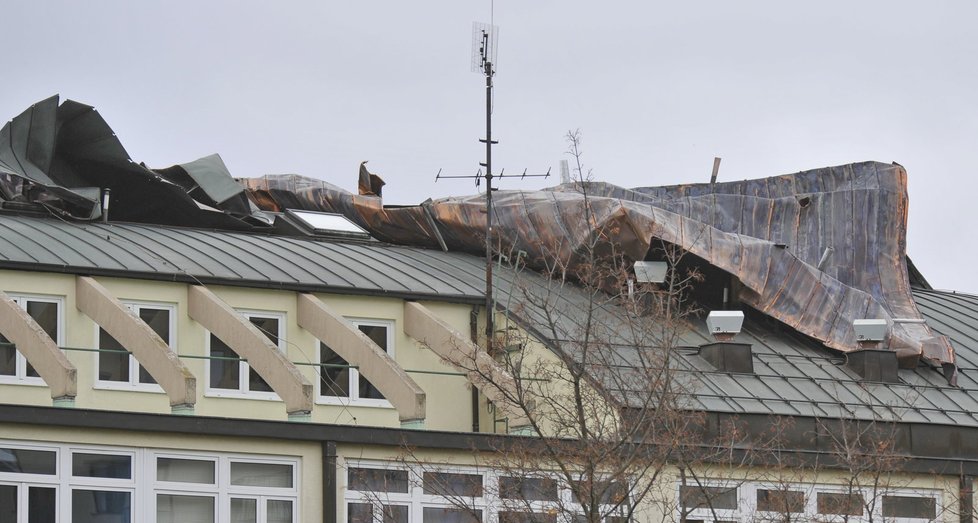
[0,95,955,376]
[242,162,953,373]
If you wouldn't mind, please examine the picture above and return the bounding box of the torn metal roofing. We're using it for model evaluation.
[0,95,267,228]
[0,95,957,377]
[243,162,953,373]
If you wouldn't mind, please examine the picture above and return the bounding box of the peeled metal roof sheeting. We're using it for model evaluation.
[244,162,953,372]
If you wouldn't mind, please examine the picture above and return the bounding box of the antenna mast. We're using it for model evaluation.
[436,22,550,356]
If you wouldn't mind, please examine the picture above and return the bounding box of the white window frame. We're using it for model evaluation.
[0,439,300,523]
[676,480,942,523]
[0,293,64,385]
[343,460,626,523]
[206,309,286,400]
[317,318,395,409]
[93,300,175,393]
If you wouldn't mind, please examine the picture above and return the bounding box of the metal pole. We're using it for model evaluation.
[484,62,494,356]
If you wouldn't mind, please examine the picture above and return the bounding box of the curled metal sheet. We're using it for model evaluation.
[0,96,268,228]
[242,162,954,372]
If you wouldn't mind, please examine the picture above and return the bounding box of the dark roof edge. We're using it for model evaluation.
[906,255,933,290]
[0,262,484,305]
[2,404,978,475]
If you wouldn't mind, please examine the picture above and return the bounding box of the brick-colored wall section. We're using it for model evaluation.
[403,301,529,428]
[297,293,425,422]
[0,290,75,399]
[187,285,313,414]
[76,276,196,407]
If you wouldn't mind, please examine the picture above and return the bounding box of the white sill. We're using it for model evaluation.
[316,396,394,409]
[205,389,282,402]
[0,376,47,387]
[94,382,166,394]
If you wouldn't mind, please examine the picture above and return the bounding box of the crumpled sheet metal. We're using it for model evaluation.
[0,95,265,228]
[243,162,954,370]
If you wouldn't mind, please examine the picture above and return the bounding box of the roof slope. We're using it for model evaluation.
[0,214,486,302]
[494,263,978,427]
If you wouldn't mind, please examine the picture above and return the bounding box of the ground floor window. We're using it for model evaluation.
[344,461,627,523]
[678,481,941,523]
[0,440,299,522]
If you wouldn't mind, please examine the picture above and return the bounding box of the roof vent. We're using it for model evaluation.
[845,349,899,384]
[706,310,744,342]
[699,342,754,374]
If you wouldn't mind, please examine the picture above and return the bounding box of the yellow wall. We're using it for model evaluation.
[0,270,498,431]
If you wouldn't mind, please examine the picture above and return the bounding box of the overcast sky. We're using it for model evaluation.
[2,1,977,291]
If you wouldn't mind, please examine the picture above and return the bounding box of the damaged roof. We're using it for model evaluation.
[0,95,958,378]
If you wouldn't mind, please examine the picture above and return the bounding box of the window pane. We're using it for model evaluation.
[0,447,56,474]
[157,457,215,484]
[0,338,14,375]
[348,468,409,493]
[358,325,387,350]
[230,462,293,488]
[573,481,629,505]
[248,367,273,393]
[356,325,387,400]
[267,500,294,523]
[98,329,129,382]
[25,301,57,378]
[679,485,737,510]
[157,494,214,523]
[499,512,557,523]
[817,492,863,516]
[71,489,131,523]
[882,495,936,519]
[423,472,483,497]
[26,301,57,340]
[349,503,409,523]
[72,453,132,479]
[247,316,278,392]
[140,308,170,343]
[250,317,280,345]
[138,308,169,385]
[422,507,481,523]
[27,487,55,523]
[320,343,351,398]
[756,489,805,513]
[138,363,156,385]
[0,485,14,523]
[500,476,558,501]
[231,498,257,523]
[209,335,241,390]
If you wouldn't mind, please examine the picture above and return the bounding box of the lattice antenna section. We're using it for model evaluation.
[471,22,499,75]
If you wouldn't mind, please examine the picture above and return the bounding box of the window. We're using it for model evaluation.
[676,481,941,523]
[0,294,62,383]
[816,492,864,516]
[319,319,393,404]
[345,462,626,523]
[756,488,805,513]
[96,302,174,390]
[882,495,937,519]
[208,311,285,397]
[0,440,299,522]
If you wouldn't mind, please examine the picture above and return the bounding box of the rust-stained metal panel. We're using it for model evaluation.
[242,162,954,371]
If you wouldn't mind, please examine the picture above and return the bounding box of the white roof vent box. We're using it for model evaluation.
[280,209,372,240]
[706,310,744,342]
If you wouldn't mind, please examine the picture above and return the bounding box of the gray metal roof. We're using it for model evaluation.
[492,264,978,427]
[2,212,976,426]
[0,213,487,302]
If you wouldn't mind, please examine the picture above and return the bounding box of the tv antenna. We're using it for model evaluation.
[435,22,550,356]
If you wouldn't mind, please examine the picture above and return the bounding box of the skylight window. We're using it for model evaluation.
[285,210,370,239]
